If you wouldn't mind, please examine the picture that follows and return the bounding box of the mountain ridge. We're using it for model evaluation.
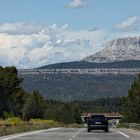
[38,60,140,69]
[83,36,140,63]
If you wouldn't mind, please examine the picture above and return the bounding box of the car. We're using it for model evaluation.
[87,114,109,132]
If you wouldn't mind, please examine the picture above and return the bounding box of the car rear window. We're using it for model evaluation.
[90,115,106,121]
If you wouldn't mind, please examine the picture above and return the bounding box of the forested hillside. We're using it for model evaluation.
[21,73,136,101]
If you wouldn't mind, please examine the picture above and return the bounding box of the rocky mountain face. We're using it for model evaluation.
[83,36,140,63]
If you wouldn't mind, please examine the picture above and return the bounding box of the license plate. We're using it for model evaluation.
[95,122,102,124]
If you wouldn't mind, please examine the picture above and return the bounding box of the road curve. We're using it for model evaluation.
[0,127,140,140]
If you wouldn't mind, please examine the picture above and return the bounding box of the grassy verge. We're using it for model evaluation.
[0,118,58,137]
[117,123,140,131]
[0,124,49,136]
[0,118,84,137]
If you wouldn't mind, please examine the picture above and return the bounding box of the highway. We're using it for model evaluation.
[0,127,140,140]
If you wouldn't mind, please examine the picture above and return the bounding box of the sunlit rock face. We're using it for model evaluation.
[83,36,140,63]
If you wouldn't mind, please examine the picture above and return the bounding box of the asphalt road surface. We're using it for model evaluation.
[0,127,140,140]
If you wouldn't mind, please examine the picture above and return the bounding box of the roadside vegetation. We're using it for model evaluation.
[0,66,140,136]
[0,67,83,136]
[120,74,140,123]
[117,123,140,131]
[117,74,140,130]
[0,118,56,136]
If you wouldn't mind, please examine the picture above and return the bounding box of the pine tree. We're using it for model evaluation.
[122,74,140,123]
[0,66,24,115]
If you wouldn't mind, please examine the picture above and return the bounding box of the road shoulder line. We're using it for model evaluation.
[111,129,130,138]
[0,128,62,140]
[117,130,130,138]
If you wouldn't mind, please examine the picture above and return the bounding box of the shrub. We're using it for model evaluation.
[30,119,56,126]
[7,117,24,126]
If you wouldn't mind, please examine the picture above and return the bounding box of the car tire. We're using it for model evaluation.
[105,128,109,132]
[87,128,91,132]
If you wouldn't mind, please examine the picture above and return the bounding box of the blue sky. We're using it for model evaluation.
[0,0,140,29]
[0,0,140,68]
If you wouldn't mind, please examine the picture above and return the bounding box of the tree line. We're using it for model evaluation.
[0,66,81,124]
[0,66,140,123]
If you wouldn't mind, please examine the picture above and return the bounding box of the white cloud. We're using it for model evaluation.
[114,16,140,31]
[0,22,104,68]
[0,22,44,35]
[67,0,87,9]
[0,21,140,69]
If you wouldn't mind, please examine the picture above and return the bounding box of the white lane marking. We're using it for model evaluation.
[72,128,85,138]
[117,131,130,138]
[0,128,61,140]
[111,128,130,138]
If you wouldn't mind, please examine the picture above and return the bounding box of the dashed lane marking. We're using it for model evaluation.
[72,128,85,138]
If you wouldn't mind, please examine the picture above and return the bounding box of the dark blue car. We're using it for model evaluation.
[87,114,109,132]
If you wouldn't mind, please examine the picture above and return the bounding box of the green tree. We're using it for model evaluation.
[73,107,82,124]
[9,89,29,116]
[0,66,23,115]
[121,74,140,123]
[22,91,45,120]
[56,104,75,124]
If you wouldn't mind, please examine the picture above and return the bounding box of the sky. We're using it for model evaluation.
[0,0,140,68]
